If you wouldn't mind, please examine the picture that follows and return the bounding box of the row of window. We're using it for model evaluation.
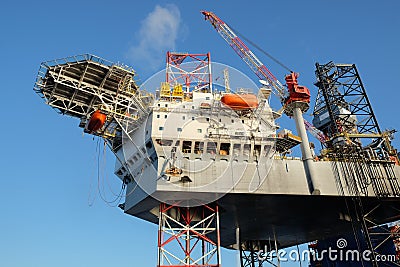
[158,126,202,133]
[156,114,203,121]
[155,113,249,125]
[156,103,197,109]
[126,146,148,165]
[155,139,272,157]
[156,99,211,108]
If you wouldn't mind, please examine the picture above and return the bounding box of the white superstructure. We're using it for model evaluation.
[116,88,278,207]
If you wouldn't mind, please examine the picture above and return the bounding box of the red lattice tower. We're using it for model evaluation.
[166,52,212,93]
[157,203,221,267]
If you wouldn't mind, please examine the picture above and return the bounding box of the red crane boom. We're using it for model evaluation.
[202,10,327,143]
[201,11,286,102]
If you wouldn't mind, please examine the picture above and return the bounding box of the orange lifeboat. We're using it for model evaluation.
[221,94,258,110]
[86,110,106,133]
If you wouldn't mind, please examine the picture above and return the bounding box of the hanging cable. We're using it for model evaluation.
[87,137,101,207]
[229,24,293,73]
[94,137,125,207]
[101,139,126,197]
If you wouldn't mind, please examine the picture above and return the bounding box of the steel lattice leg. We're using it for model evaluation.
[240,245,258,267]
[362,204,400,267]
[157,203,221,267]
[240,240,281,267]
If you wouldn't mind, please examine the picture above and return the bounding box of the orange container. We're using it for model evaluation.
[86,110,106,132]
[221,94,258,110]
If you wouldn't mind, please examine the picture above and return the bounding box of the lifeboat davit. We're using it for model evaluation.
[221,94,258,110]
[86,110,106,133]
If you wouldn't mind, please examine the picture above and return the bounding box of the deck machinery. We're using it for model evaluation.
[34,14,400,267]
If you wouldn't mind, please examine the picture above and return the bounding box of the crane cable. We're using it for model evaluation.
[229,24,293,73]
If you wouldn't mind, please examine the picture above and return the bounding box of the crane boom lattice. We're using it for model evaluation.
[202,11,286,101]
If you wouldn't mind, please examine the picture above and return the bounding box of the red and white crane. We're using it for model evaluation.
[201,10,327,144]
[202,10,324,194]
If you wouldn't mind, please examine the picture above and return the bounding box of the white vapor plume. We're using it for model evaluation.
[128,4,181,71]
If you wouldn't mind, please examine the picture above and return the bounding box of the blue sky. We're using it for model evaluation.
[1,1,399,266]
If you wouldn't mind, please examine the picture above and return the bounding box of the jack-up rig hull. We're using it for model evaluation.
[34,53,400,266]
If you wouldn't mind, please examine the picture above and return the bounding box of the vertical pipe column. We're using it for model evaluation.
[293,107,321,195]
[216,205,222,266]
[157,203,163,267]
[236,227,241,267]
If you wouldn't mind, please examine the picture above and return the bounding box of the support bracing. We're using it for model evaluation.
[313,61,400,164]
[166,52,212,94]
[331,151,400,267]
[240,246,259,267]
[34,54,154,151]
[239,240,280,267]
[314,62,381,141]
[157,203,221,267]
[362,203,400,267]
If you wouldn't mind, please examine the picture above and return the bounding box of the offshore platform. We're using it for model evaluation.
[34,10,400,267]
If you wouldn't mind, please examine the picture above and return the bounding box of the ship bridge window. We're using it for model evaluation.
[194,141,204,154]
[206,142,217,154]
[175,140,180,146]
[156,139,173,146]
[243,144,251,156]
[220,143,230,155]
[233,144,241,156]
[182,141,192,153]
[254,145,261,157]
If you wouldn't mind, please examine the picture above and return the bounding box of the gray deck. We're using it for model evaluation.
[123,159,400,248]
